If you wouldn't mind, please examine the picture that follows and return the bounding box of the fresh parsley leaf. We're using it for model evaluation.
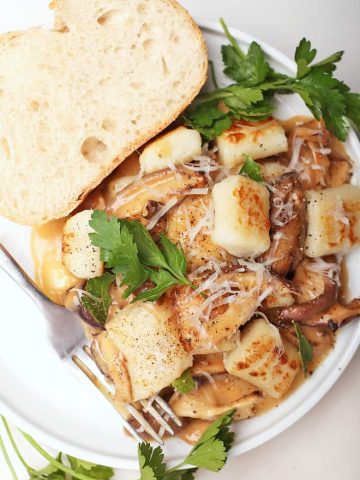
[122,220,170,272]
[88,212,194,303]
[172,369,196,394]
[312,50,344,72]
[89,210,148,297]
[181,410,235,472]
[185,86,271,139]
[293,68,349,141]
[344,92,360,131]
[187,20,359,141]
[135,269,179,302]
[136,410,235,479]
[222,41,270,86]
[159,234,187,278]
[239,155,263,182]
[67,456,114,480]
[138,443,166,480]
[164,468,198,480]
[294,322,313,376]
[185,100,233,139]
[29,455,65,480]
[123,221,192,287]
[295,38,317,78]
[80,273,115,325]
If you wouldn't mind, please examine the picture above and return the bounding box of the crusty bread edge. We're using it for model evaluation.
[6,0,206,225]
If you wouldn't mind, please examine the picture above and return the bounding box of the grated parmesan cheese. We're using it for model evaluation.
[197,371,217,388]
[183,188,209,196]
[146,197,178,230]
[287,137,304,171]
[334,196,350,226]
[305,258,340,281]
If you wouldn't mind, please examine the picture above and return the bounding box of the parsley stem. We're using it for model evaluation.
[209,60,219,89]
[0,433,19,480]
[164,461,187,475]
[220,18,245,59]
[21,432,98,480]
[1,417,33,474]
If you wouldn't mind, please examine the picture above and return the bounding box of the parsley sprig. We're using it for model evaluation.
[88,210,196,304]
[138,410,236,479]
[294,322,313,376]
[0,412,235,480]
[0,416,113,480]
[172,369,197,394]
[186,19,360,141]
[239,155,263,182]
[80,273,115,326]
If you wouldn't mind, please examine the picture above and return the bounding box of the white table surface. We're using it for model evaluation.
[0,1,359,479]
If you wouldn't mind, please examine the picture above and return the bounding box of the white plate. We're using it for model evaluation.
[0,17,360,470]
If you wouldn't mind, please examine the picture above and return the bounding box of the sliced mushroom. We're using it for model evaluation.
[191,353,226,376]
[327,157,352,187]
[298,299,360,331]
[266,274,338,326]
[292,258,329,302]
[170,373,262,421]
[327,135,353,188]
[106,167,206,223]
[286,119,331,191]
[260,173,306,276]
[91,331,133,403]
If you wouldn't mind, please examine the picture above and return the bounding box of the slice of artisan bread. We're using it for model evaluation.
[0,0,207,225]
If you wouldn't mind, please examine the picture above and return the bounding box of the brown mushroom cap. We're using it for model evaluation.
[265,275,338,327]
[260,172,306,277]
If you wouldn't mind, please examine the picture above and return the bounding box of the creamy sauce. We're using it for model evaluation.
[31,218,83,305]
[339,257,350,304]
[177,419,211,444]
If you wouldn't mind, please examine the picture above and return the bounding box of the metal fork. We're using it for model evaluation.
[0,243,181,444]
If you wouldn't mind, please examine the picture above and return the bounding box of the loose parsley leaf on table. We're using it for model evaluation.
[1,411,236,480]
[186,19,360,141]
[138,443,166,480]
[67,456,114,480]
[137,410,235,479]
[294,322,313,376]
[239,155,263,182]
[172,369,197,394]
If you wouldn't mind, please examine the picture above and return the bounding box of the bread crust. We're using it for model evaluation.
[0,0,208,225]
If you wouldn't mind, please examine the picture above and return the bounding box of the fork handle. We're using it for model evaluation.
[0,243,50,307]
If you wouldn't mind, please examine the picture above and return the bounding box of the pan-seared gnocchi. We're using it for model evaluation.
[305,185,360,257]
[216,119,288,168]
[224,318,300,399]
[62,209,103,279]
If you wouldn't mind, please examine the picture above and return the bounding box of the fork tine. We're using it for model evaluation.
[72,354,143,443]
[140,399,174,436]
[124,404,164,445]
[154,396,182,427]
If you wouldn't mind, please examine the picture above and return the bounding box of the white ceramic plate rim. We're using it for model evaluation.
[0,19,359,470]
